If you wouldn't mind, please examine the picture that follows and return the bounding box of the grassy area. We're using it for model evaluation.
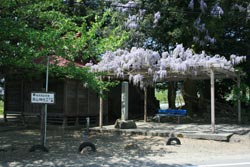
[155,90,168,103]
[0,100,3,115]
[155,89,185,107]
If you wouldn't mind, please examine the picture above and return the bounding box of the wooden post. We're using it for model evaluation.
[99,89,103,128]
[41,105,46,146]
[75,82,79,126]
[210,69,215,133]
[3,80,7,122]
[144,87,147,122]
[63,80,67,128]
[237,75,241,124]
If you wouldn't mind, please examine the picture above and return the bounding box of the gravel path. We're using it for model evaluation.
[1,128,250,167]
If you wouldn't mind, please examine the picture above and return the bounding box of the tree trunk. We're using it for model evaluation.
[198,80,210,114]
[183,80,199,115]
[168,82,177,109]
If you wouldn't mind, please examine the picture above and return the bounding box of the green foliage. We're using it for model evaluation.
[155,90,168,103]
[148,0,249,106]
[226,83,250,106]
[0,0,128,92]
[0,101,3,115]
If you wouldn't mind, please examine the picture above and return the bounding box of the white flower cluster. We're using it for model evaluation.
[91,44,246,87]
[113,1,137,13]
[188,0,194,10]
[232,4,247,12]
[125,15,139,29]
[112,1,146,30]
[200,0,207,13]
[210,3,224,17]
[188,0,207,13]
[232,4,250,21]
[153,11,161,25]
[189,0,225,46]
[193,17,216,45]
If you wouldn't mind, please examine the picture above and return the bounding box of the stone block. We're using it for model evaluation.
[114,119,137,129]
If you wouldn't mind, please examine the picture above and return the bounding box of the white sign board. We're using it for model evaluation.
[31,92,55,104]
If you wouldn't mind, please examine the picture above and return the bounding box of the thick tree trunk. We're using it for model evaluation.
[168,82,177,109]
[198,80,210,114]
[183,80,199,115]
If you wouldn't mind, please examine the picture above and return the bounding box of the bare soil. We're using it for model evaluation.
[0,127,250,167]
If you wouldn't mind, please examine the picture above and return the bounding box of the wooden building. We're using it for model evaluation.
[3,56,159,126]
[4,77,159,126]
[4,78,107,126]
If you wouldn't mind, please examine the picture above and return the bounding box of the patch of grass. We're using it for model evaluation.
[155,90,168,103]
[155,89,185,107]
[0,100,3,115]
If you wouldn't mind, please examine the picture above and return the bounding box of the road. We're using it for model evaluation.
[191,158,250,167]
[196,162,250,167]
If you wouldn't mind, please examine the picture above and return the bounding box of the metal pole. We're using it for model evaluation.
[43,55,49,146]
[210,69,215,133]
[237,75,241,124]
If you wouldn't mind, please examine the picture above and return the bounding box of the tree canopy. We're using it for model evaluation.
[0,0,128,90]
[103,0,249,110]
[0,0,249,107]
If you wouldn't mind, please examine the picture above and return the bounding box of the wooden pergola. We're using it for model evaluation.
[97,66,242,133]
[91,45,245,133]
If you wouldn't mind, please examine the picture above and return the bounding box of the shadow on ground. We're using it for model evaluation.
[0,127,197,167]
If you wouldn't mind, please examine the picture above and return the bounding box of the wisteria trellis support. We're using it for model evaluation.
[210,68,215,133]
[98,76,104,129]
[90,44,246,132]
[99,88,103,129]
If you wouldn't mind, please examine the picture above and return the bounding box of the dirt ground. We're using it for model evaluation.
[0,127,250,167]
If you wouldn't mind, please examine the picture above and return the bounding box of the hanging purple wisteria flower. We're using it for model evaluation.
[211,3,224,17]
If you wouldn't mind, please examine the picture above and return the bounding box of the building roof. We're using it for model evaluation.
[33,55,85,67]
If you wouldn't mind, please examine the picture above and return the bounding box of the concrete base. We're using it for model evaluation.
[114,119,137,129]
[89,122,250,142]
[183,133,233,142]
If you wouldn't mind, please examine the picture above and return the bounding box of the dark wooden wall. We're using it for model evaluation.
[4,78,107,125]
[4,81,23,112]
[107,83,159,122]
[64,80,107,117]
[4,78,159,125]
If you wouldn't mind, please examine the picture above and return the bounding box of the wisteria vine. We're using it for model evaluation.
[90,44,246,88]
